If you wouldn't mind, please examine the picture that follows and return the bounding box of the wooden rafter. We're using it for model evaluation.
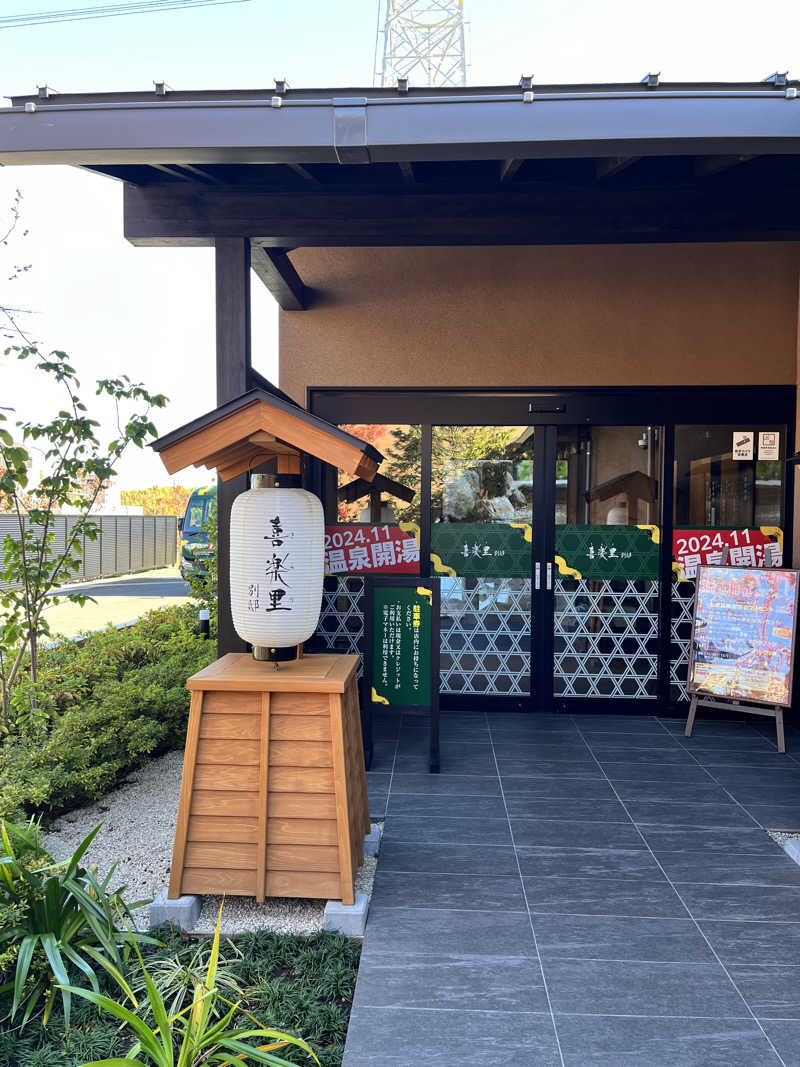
[250,245,307,311]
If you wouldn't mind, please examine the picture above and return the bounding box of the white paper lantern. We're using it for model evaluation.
[230,479,325,655]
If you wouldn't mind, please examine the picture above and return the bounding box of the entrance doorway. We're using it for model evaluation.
[310,386,794,715]
[432,423,664,710]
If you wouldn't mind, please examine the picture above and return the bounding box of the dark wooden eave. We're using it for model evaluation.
[151,388,383,481]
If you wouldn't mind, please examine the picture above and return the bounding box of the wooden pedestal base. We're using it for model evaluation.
[168,654,369,905]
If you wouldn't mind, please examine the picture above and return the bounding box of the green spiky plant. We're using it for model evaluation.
[0,821,150,1030]
[63,903,320,1067]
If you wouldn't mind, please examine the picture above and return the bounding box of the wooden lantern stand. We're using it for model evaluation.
[151,389,385,908]
[168,653,369,904]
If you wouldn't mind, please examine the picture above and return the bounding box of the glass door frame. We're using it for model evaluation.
[309,385,796,715]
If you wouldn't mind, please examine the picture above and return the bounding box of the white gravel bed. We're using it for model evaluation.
[193,855,378,936]
[769,829,800,847]
[42,749,379,935]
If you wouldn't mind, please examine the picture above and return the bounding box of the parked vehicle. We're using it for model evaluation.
[179,485,216,580]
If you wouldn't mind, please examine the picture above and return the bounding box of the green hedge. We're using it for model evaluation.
[0,605,216,823]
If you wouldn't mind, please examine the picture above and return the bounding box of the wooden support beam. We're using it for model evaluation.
[125,182,800,247]
[215,237,251,658]
[694,154,755,177]
[251,245,307,311]
[499,158,523,182]
[595,156,640,180]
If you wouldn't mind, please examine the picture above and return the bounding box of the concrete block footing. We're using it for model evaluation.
[324,892,369,936]
[150,888,201,931]
[783,840,800,865]
[363,825,383,858]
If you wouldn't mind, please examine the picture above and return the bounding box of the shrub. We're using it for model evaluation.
[0,822,152,1030]
[0,604,215,823]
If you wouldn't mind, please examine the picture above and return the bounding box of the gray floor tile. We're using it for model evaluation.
[534,912,713,963]
[571,715,666,733]
[342,1007,561,1067]
[523,874,685,917]
[612,780,734,804]
[543,958,745,1017]
[625,800,759,829]
[389,772,500,796]
[370,869,526,912]
[596,747,700,765]
[728,963,800,1019]
[555,1014,780,1066]
[492,741,593,760]
[726,783,800,803]
[739,803,800,830]
[707,767,800,788]
[387,793,508,819]
[379,839,520,875]
[761,1020,800,1067]
[658,851,800,887]
[505,796,631,822]
[690,749,790,766]
[510,816,645,850]
[385,814,512,845]
[641,826,778,856]
[501,775,617,798]
[353,951,548,1012]
[369,740,398,771]
[366,771,391,791]
[677,882,800,922]
[516,845,665,881]
[587,736,686,752]
[701,919,800,965]
[395,745,497,775]
[363,906,534,957]
[368,792,388,819]
[602,762,717,783]
[497,756,602,777]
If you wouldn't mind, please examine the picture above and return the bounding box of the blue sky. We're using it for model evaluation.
[1,0,799,487]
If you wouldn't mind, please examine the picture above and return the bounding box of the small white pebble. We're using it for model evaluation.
[42,752,380,935]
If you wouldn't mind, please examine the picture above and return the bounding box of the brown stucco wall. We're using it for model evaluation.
[278,243,800,403]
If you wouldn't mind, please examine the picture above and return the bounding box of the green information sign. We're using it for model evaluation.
[430,522,532,578]
[555,524,660,581]
[370,585,433,707]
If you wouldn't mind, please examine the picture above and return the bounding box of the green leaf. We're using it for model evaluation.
[59,986,166,1062]
[12,934,37,1017]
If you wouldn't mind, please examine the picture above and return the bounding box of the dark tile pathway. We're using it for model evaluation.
[346,711,800,1066]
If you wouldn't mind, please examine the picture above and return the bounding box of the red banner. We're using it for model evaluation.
[673,528,782,580]
[324,524,420,575]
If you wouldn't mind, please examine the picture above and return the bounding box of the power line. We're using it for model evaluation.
[1,0,251,30]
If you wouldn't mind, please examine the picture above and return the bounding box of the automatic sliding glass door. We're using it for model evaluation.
[432,425,534,698]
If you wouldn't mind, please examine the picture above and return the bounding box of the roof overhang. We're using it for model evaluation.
[2,82,799,167]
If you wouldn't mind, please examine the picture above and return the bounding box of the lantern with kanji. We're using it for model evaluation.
[230,473,325,660]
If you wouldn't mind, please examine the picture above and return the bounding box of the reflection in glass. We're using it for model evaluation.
[554,426,662,701]
[336,424,421,526]
[673,425,784,529]
[433,426,532,697]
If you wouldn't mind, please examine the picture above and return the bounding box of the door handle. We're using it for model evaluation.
[535,561,541,590]
[546,562,553,590]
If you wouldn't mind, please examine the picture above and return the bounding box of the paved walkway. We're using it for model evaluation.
[347,711,800,1066]
[43,566,192,637]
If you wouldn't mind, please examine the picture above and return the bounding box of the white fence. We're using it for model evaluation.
[0,515,178,591]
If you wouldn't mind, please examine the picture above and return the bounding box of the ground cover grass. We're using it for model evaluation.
[0,923,360,1067]
[0,604,216,823]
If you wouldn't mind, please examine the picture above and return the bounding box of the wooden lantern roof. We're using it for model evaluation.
[151,388,383,481]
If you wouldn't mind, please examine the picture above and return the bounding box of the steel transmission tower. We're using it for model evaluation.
[376,0,467,89]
